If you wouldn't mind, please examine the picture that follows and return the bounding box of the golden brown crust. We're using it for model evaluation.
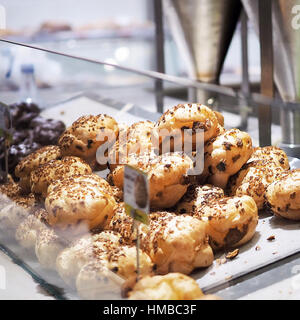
[250,146,289,170]
[155,104,220,150]
[214,111,224,127]
[195,195,258,250]
[127,273,204,300]
[58,114,118,169]
[143,211,214,274]
[202,128,253,188]
[0,178,22,200]
[106,203,214,274]
[12,193,38,209]
[227,160,286,209]
[110,185,123,203]
[108,120,155,171]
[30,156,92,198]
[56,231,153,288]
[111,152,193,208]
[175,184,224,214]
[45,174,116,234]
[104,204,137,244]
[15,145,62,193]
[47,173,112,196]
[265,169,300,220]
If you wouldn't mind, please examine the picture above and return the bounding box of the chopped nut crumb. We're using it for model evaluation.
[225,249,239,260]
[267,235,275,241]
[216,258,227,266]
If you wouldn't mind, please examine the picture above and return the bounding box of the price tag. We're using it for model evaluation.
[124,165,150,225]
[124,165,150,279]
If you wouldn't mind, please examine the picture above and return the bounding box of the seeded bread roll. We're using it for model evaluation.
[108,120,155,171]
[110,185,123,203]
[0,178,24,218]
[56,231,153,288]
[0,176,22,200]
[143,211,214,274]
[265,169,300,220]
[105,204,137,244]
[30,156,92,198]
[202,128,253,188]
[15,145,62,193]
[195,195,258,250]
[76,262,124,300]
[35,227,67,270]
[250,146,289,170]
[106,204,214,274]
[56,234,99,287]
[58,114,118,169]
[127,273,205,300]
[227,160,286,210]
[45,174,116,235]
[0,193,38,232]
[76,245,153,299]
[176,184,224,214]
[214,111,224,127]
[111,152,193,208]
[47,173,113,196]
[15,208,48,250]
[154,103,222,152]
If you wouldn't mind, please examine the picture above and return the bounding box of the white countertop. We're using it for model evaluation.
[0,250,54,300]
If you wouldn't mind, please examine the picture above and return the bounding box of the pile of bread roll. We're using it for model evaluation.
[0,103,299,300]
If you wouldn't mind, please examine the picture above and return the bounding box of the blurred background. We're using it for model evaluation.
[2,0,296,151]
[0,0,261,91]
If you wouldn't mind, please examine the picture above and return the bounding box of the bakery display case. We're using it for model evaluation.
[1,1,300,300]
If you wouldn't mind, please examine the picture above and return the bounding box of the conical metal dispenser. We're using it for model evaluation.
[164,0,242,104]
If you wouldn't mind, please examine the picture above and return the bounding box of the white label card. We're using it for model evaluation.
[124,165,150,225]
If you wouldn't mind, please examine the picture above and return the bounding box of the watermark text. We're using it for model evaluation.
[292,5,300,30]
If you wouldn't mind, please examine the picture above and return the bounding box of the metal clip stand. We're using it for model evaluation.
[258,0,273,146]
[154,0,165,114]
[134,220,140,279]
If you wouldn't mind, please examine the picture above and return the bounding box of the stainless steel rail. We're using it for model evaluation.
[1,39,300,116]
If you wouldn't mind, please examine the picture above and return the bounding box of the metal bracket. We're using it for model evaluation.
[239,9,250,131]
[154,0,165,114]
[258,0,273,146]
